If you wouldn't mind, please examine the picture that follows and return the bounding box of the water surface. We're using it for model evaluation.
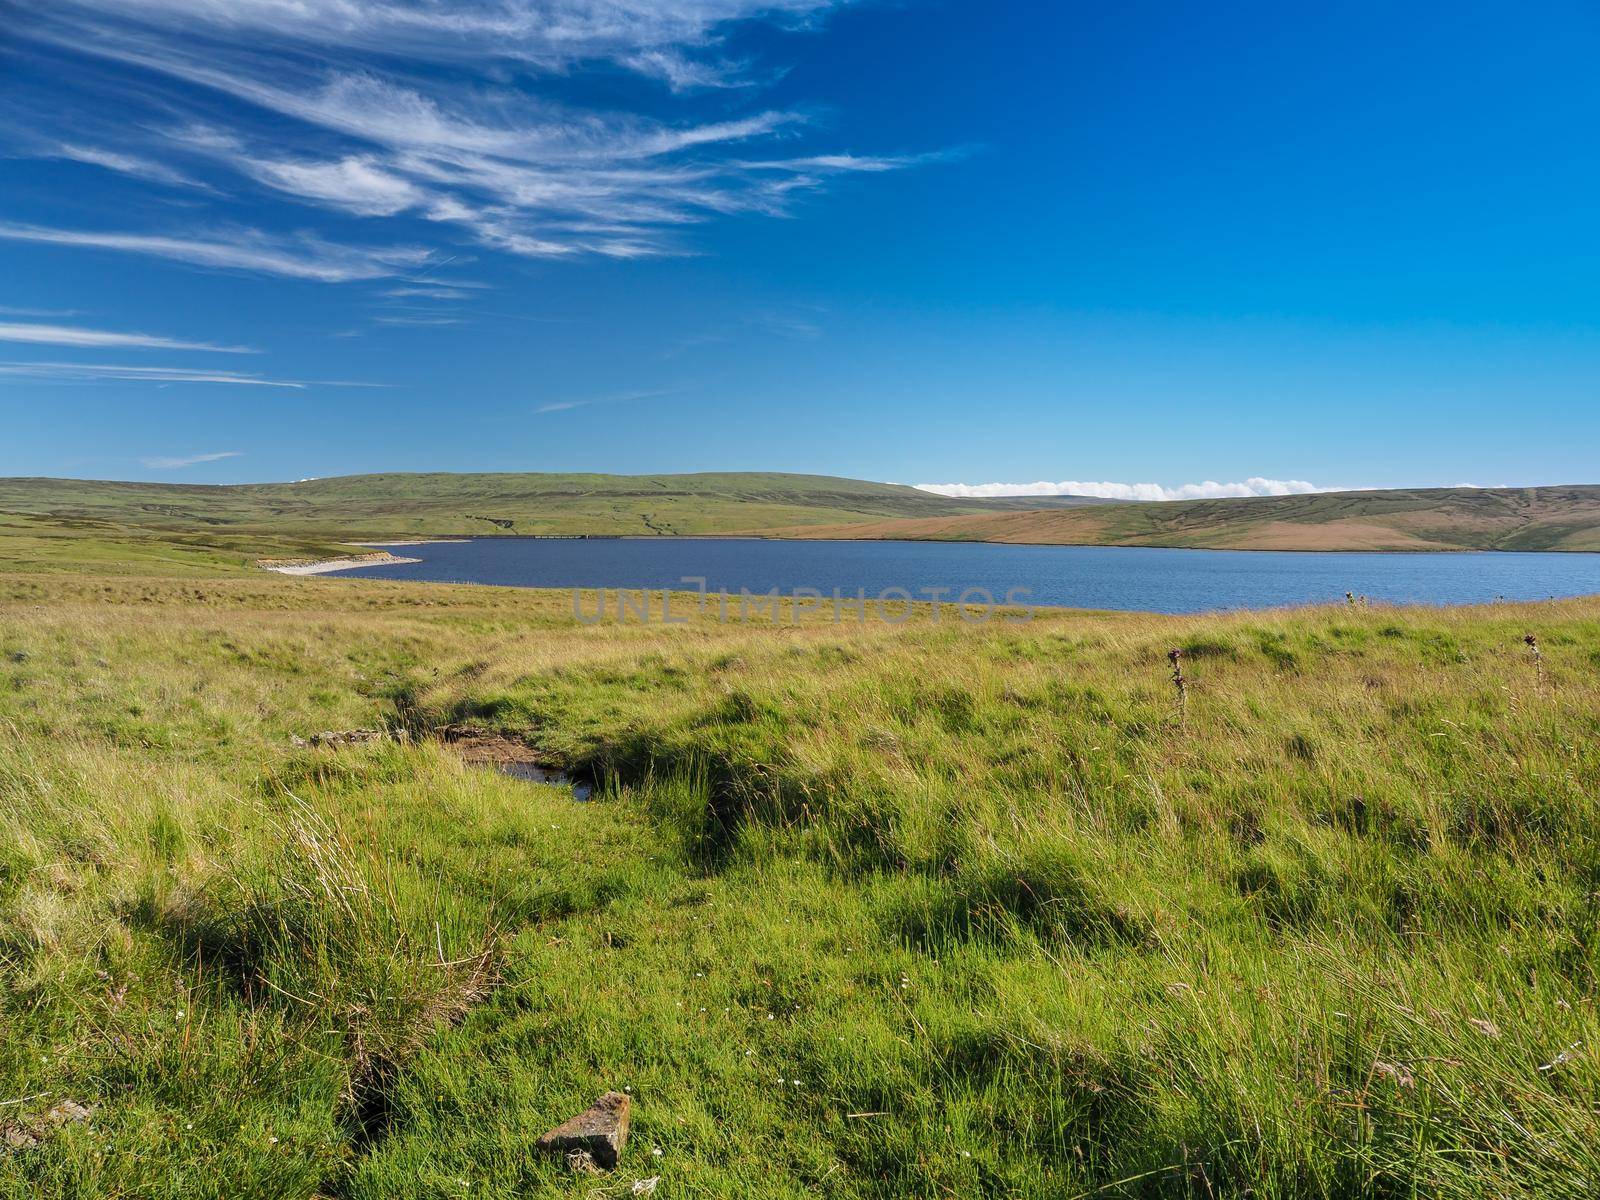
[339,538,1600,614]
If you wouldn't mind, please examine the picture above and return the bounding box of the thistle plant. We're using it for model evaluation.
[1168,647,1187,729]
[1525,632,1547,695]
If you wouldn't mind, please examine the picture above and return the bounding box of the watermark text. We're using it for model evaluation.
[571,578,1033,625]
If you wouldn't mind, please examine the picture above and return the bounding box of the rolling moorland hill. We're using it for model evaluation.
[0,472,1012,570]
[766,485,1600,552]
[0,472,992,541]
[0,473,1103,571]
[2,475,1599,571]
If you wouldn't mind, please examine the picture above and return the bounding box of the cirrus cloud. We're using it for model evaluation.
[0,221,432,282]
[38,1,851,79]
[140,450,243,469]
[5,1,937,270]
[0,320,256,353]
[0,361,384,388]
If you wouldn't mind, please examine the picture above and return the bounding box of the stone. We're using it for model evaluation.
[291,728,388,749]
[46,1100,92,1124]
[565,1150,600,1174]
[536,1091,630,1170]
[2,1099,93,1150]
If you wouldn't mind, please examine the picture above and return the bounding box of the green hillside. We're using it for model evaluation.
[773,485,1600,552]
[4,475,1600,572]
[0,472,1008,569]
[0,472,981,539]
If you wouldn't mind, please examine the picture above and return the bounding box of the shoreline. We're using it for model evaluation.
[335,531,1597,555]
[260,552,422,576]
[357,539,470,548]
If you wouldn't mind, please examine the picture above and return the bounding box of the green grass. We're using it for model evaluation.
[0,511,352,575]
[3,572,1599,1197]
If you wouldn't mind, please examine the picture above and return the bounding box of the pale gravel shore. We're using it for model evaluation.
[261,553,423,576]
[357,539,469,547]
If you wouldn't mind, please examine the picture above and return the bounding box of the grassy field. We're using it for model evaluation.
[3,561,1599,1198]
[769,485,1600,551]
[0,511,353,576]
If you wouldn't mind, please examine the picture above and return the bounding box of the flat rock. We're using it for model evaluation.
[3,1099,93,1150]
[536,1091,630,1170]
[291,728,388,748]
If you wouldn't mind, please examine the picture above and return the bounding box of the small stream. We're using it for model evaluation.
[497,761,593,801]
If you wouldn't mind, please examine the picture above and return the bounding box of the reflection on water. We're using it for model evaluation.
[499,760,593,801]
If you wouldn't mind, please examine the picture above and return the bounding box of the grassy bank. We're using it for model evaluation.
[0,511,355,576]
[3,572,1598,1197]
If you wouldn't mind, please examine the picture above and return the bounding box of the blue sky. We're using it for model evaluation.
[3,1,1598,496]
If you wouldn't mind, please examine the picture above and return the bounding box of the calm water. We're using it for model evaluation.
[339,538,1600,614]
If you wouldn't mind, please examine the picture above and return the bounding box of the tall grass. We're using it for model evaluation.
[3,573,1599,1196]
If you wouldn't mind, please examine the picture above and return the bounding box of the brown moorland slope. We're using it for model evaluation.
[758,485,1600,552]
[4,476,1599,564]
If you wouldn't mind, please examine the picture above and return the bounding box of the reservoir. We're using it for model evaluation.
[338,538,1600,614]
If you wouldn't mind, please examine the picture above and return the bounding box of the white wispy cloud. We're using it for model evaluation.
[739,150,957,173]
[7,1,933,266]
[383,285,471,300]
[46,142,206,189]
[140,450,242,469]
[0,221,431,282]
[0,362,303,387]
[42,1,848,75]
[0,361,382,388]
[916,478,1339,502]
[0,321,255,353]
[622,48,755,92]
[145,78,812,257]
[243,154,426,216]
[535,386,687,414]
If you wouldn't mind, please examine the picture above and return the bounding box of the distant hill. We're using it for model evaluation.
[763,485,1600,552]
[0,471,993,543]
[4,476,1598,567]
